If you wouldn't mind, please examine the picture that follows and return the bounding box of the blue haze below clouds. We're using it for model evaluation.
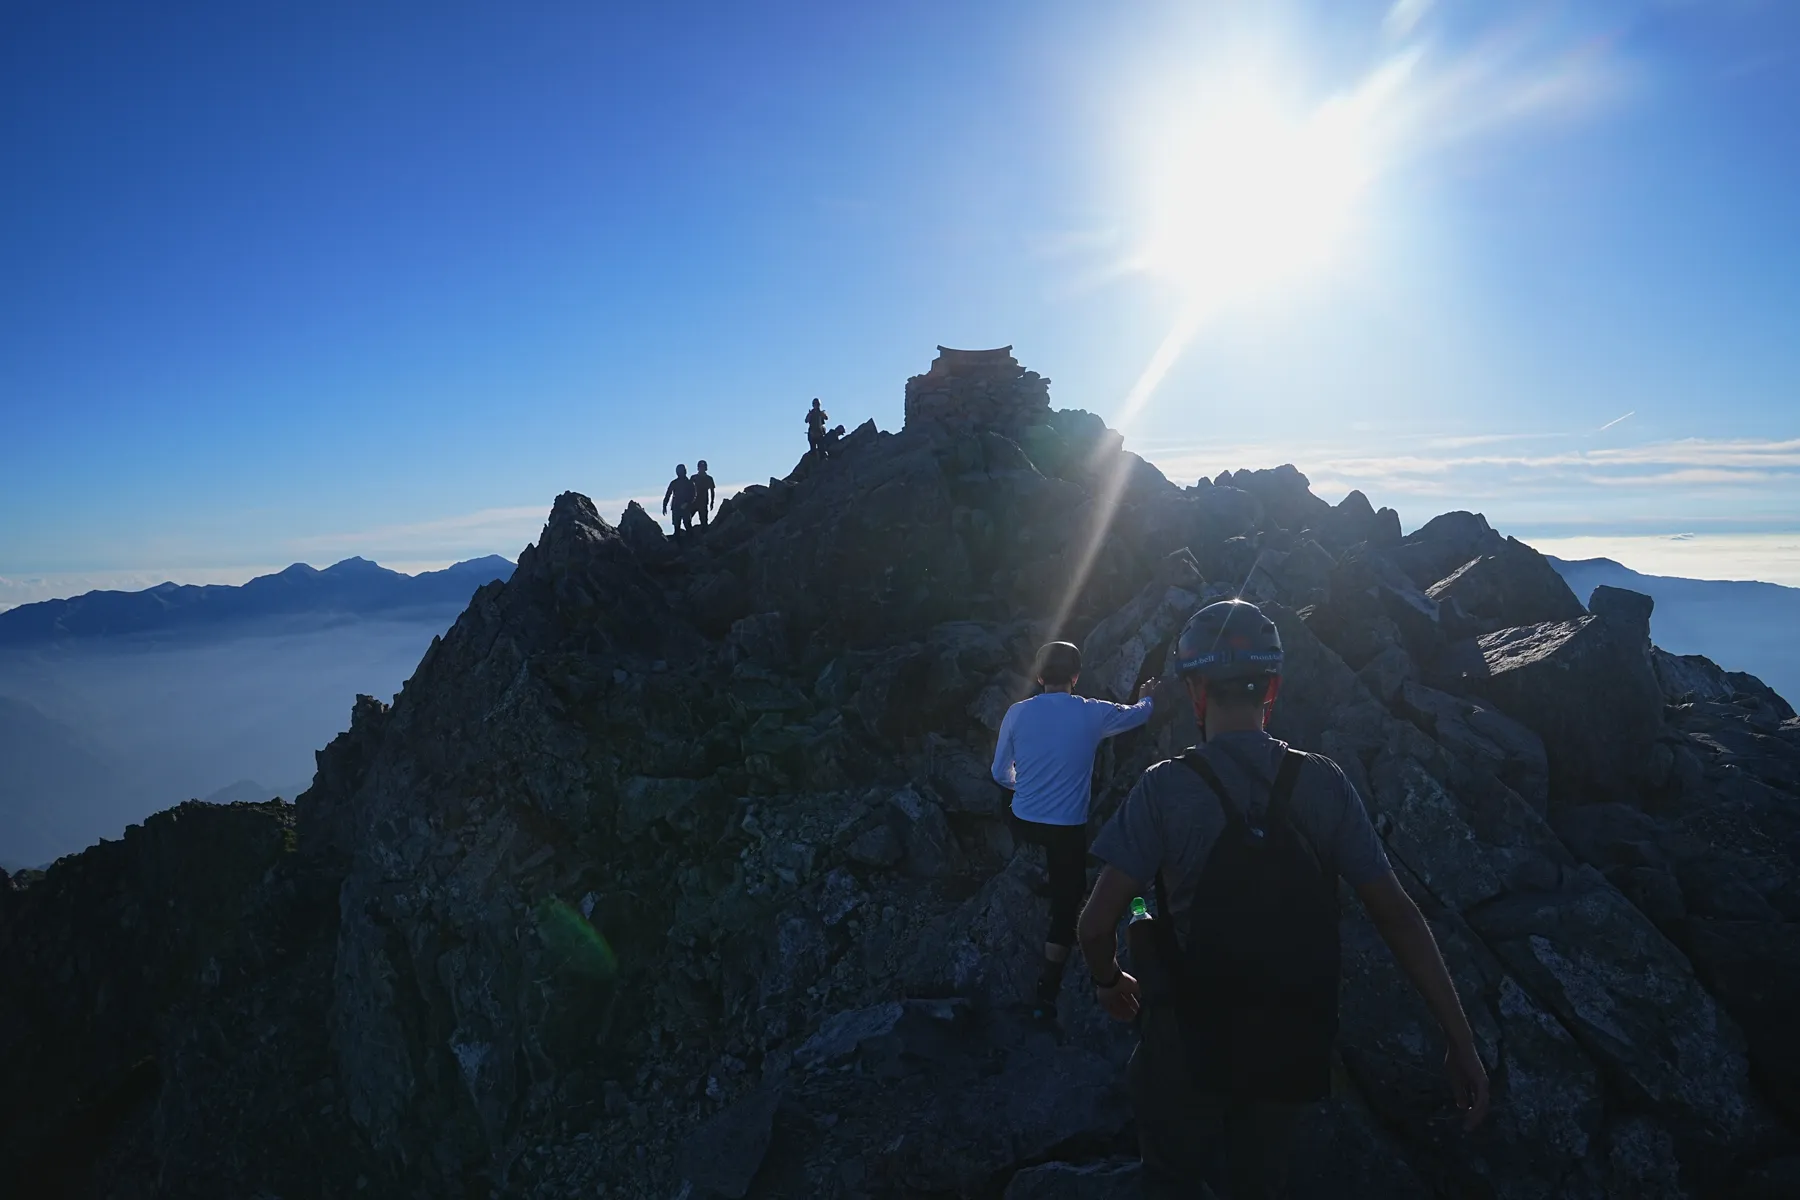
[2,0,1799,580]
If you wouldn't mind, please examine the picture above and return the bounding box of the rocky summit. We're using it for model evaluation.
[4,351,1799,1199]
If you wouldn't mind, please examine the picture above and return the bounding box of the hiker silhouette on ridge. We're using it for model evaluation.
[805,398,830,459]
[692,460,716,529]
[662,463,697,541]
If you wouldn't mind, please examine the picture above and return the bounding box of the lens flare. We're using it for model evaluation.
[536,898,618,980]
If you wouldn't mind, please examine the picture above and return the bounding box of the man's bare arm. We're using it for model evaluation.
[1078,865,1143,1021]
[1356,870,1490,1128]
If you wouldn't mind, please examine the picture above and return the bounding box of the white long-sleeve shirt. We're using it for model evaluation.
[991,691,1154,826]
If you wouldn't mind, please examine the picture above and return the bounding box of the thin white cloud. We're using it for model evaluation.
[285,506,548,555]
[1385,0,1434,40]
[1526,533,1800,588]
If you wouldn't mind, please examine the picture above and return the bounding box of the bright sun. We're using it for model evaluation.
[1137,59,1408,305]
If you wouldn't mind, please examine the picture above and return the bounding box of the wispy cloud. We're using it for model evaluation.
[1597,410,1635,432]
[1385,0,1434,40]
[285,506,548,557]
[1144,431,1800,538]
[1526,532,1800,588]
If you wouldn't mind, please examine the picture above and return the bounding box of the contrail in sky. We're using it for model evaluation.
[1597,411,1636,432]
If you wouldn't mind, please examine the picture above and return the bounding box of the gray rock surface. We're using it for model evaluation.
[2,348,1794,1199]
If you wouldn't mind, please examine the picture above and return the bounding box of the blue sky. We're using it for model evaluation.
[3,0,1798,604]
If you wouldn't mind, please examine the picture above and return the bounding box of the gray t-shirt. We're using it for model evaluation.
[1091,730,1390,945]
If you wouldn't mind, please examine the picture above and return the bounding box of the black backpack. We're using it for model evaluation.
[1150,748,1340,1102]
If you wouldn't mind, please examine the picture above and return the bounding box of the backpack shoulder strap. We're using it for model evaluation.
[1265,749,1308,830]
[1174,751,1245,826]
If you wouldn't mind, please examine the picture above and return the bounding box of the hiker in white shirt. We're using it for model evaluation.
[992,640,1156,1017]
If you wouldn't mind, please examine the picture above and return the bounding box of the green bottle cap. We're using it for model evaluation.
[1130,896,1148,918]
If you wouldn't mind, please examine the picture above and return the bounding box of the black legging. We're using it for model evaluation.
[1010,810,1089,948]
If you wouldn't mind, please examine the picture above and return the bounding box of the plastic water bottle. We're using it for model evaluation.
[1125,895,1160,997]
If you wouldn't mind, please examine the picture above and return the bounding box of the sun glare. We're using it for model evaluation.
[1137,57,1410,306]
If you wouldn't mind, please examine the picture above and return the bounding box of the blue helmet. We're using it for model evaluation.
[1174,599,1283,681]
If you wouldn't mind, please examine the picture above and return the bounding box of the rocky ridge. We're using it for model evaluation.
[4,348,1799,1198]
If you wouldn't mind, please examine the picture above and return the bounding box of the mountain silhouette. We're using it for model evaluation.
[0,555,515,645]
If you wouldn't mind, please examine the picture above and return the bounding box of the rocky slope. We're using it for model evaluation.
[4,347,1798,1199]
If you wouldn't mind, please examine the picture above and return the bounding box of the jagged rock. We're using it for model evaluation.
[1450,601,1665,807]
[1357,643,1416,706]
[1080,548,1202,702]
[679,1085,781,1198]
[794,998,971,1076]
[726,611,790,669]
[8,350,1793,1200]
[1466,869,1763,1170]
[620,498,678,565]
[688,569,752,636]
[1427,536,1586,630]
[1318,487,1403,549]
[846,821,904,868]
[1682,920,1800,1126]
[1652,648,1797,721]
[1391,510,1505,589]
[1588,582,1654,631]
[1309,546,1443,669]
[1276,535,1338,604]
[1214,463,1333,537]
[1601,1116,1688,1200]
[1339,894,1604,1198]
[1002,1159,1141,1199]
[1397,682,1550,814]
[901,1038,1129,1194]
[923,732,1009,816]
[888,786,955,878]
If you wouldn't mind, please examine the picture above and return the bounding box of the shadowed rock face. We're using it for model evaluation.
[3,350,1796,1199]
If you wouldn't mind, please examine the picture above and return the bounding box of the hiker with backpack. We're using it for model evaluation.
[1077,599,1488,1199]
[992,641,1157,1020]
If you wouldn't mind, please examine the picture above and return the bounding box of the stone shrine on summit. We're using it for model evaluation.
[903,345,1052,437]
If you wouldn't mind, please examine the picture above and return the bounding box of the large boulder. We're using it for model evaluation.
[1449,595,1665,807]
[1339,895,1605,1198]
[1391,510,1504,589]
[1427,536,1587,631]
[1682,920,1800,1127]
[1397,682,1550,814]
[1307,546,1444,669]
[1003,1159,1141,1199]
[1079,548,1202,702]
[679,1086,782,1198]
[1465,869,1766,1181]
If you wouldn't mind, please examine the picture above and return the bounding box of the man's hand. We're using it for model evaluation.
[1095,971,1141,1021]
[1136,676,1160,703]
[1447,1040,1490,1130]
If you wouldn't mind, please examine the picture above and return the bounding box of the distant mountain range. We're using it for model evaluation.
[0,555,515,645]
[0,556,514,867]
[1548,555,1800,704]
